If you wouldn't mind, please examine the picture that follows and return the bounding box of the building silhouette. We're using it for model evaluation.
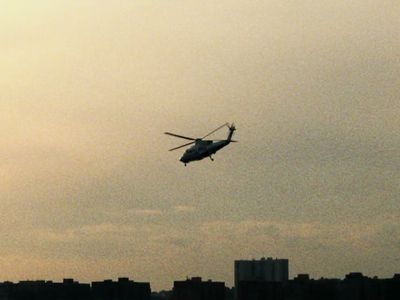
[236,273,400,300]
[234,257,289,299]
[0,278,150,300]
[170,277,225,300]
[0,269,399,300]
[235,257,289,284]
[91,277,150,300]
[0,279,91,300]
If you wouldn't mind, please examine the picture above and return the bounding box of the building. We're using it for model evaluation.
[237,273,400,300]
[91,277,151,300]
[0,279,91,300]
[235,257,289,285]
[171,277,225,300]
[236,281,283,300]
[234,257,288,299]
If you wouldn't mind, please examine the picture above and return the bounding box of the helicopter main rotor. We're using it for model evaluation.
[164,123,230,151]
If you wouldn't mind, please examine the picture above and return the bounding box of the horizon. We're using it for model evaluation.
[2,266,400,291]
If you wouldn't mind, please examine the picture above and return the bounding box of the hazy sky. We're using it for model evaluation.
[1,0,399,291]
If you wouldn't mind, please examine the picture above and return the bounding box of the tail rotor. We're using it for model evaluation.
[227,122,236,141]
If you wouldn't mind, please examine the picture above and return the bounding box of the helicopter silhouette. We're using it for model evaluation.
[165,123,236,166]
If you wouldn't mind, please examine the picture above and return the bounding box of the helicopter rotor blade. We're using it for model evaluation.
[164,132,196,141]
[168,141,195,151]
[211,139,238,142]
[202,123,229,139]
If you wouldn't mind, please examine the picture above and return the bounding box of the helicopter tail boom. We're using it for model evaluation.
[227,123,236,141]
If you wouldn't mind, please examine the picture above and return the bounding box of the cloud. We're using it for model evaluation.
[173,205,196,213]
[195,218,400,280]
[130,209,164,216]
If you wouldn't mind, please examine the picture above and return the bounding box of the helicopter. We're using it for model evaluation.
[164,122,236,166]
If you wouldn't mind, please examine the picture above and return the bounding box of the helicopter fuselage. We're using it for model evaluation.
[179,140,230,164]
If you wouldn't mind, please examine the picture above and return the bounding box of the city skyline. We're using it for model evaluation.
[1,272,399,300]
[0,268,399,290]
[1,0,399,291]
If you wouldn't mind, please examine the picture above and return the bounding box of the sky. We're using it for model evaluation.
[1,0,399,291]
